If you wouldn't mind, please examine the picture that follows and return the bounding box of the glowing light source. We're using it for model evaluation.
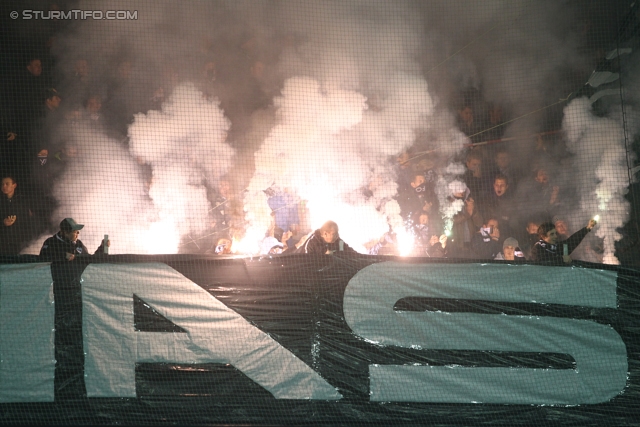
[235,232,261,255]
[138,217,180,254]
[396,229,415,257]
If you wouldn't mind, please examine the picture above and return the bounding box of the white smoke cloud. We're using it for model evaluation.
[25,0,632,261]
[240,73,442,253]
[241,77,377,252]
[24,83,233,255]
[563,97,631,264]
[128,83,234,252]
[22,121,158,254]
[239,1,472,252]
[129,83,232,186]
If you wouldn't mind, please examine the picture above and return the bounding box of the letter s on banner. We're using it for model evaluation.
[81,263,341,400]
[344,262,627,404]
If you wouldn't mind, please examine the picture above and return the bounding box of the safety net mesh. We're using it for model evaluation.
[1,0,640,426]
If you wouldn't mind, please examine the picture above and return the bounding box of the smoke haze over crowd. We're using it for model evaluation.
[7,0,637,263]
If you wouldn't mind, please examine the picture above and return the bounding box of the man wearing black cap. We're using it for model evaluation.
[39,218,107,261]
[40,217,108,399]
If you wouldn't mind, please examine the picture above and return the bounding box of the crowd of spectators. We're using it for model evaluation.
[0,9,280,256]
[363,86,600,262]
[0,7,610,265]
[374,88,606,264]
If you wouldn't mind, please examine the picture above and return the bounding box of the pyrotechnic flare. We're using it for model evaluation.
[563,98,631,265]
[25,83,234,255]
[27,0,628,263]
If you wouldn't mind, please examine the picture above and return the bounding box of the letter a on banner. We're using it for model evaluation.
[81,263,341,400]
[344,262,628,404]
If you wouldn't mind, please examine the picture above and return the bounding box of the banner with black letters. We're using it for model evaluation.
[0,254,639,426]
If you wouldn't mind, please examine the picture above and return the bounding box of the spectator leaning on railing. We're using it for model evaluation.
[39,218,109,261]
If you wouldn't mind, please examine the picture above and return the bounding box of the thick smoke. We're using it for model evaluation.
[561,45,640,265]
[242,76,430,252]
[241,1,468,252]
[24,83,233,254]
[22,0,633,260]
[128,83,233,253]
[436,162,468,235]
[563,98,631,264]
[241,77,371,252]
[420,1,595,139]
[23,120,155,254]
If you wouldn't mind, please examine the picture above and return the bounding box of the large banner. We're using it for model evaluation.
[0,255,639,426]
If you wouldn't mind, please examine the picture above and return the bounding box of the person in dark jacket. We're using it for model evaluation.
[482,174,516,237]
[412,213,447,257]
[397,173,437,220]
[299,220,357,254]
[39,218,108,261]
[463,150,491,209]
[530,218,596,265]
[471,217,503,259]
[449,194,484,258]
[0,176,33,255]
[40,216,107,401]
[519,216,543,259]
[424,234,448,258]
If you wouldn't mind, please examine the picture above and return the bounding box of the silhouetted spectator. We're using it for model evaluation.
[260,227,288,255]
[30,148,60,233]
[457,105,479,139]
[299,220,356,254]
[519,216,543,259]
[33,87,63,144]
[471,217,503,259]
[61,58,92,108]
[398,173,437,219]
[530,219,596,264]
[424,234,448,258]
[449,194,483,258]
[369,231,399,256]
[395,149,415,193]
[463,150,490,206]
[412,212,433,248]
[213,235,233,255]
[553,215,603,263]
[482,103,506,141]
[84,94,103,122]
[516,166,561,221]
[483,174,516,237]
[491,149,521,188]
[44,87,61,111]
[14,56,50,149]
[39,218,108,261]
[0,176,33,255]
